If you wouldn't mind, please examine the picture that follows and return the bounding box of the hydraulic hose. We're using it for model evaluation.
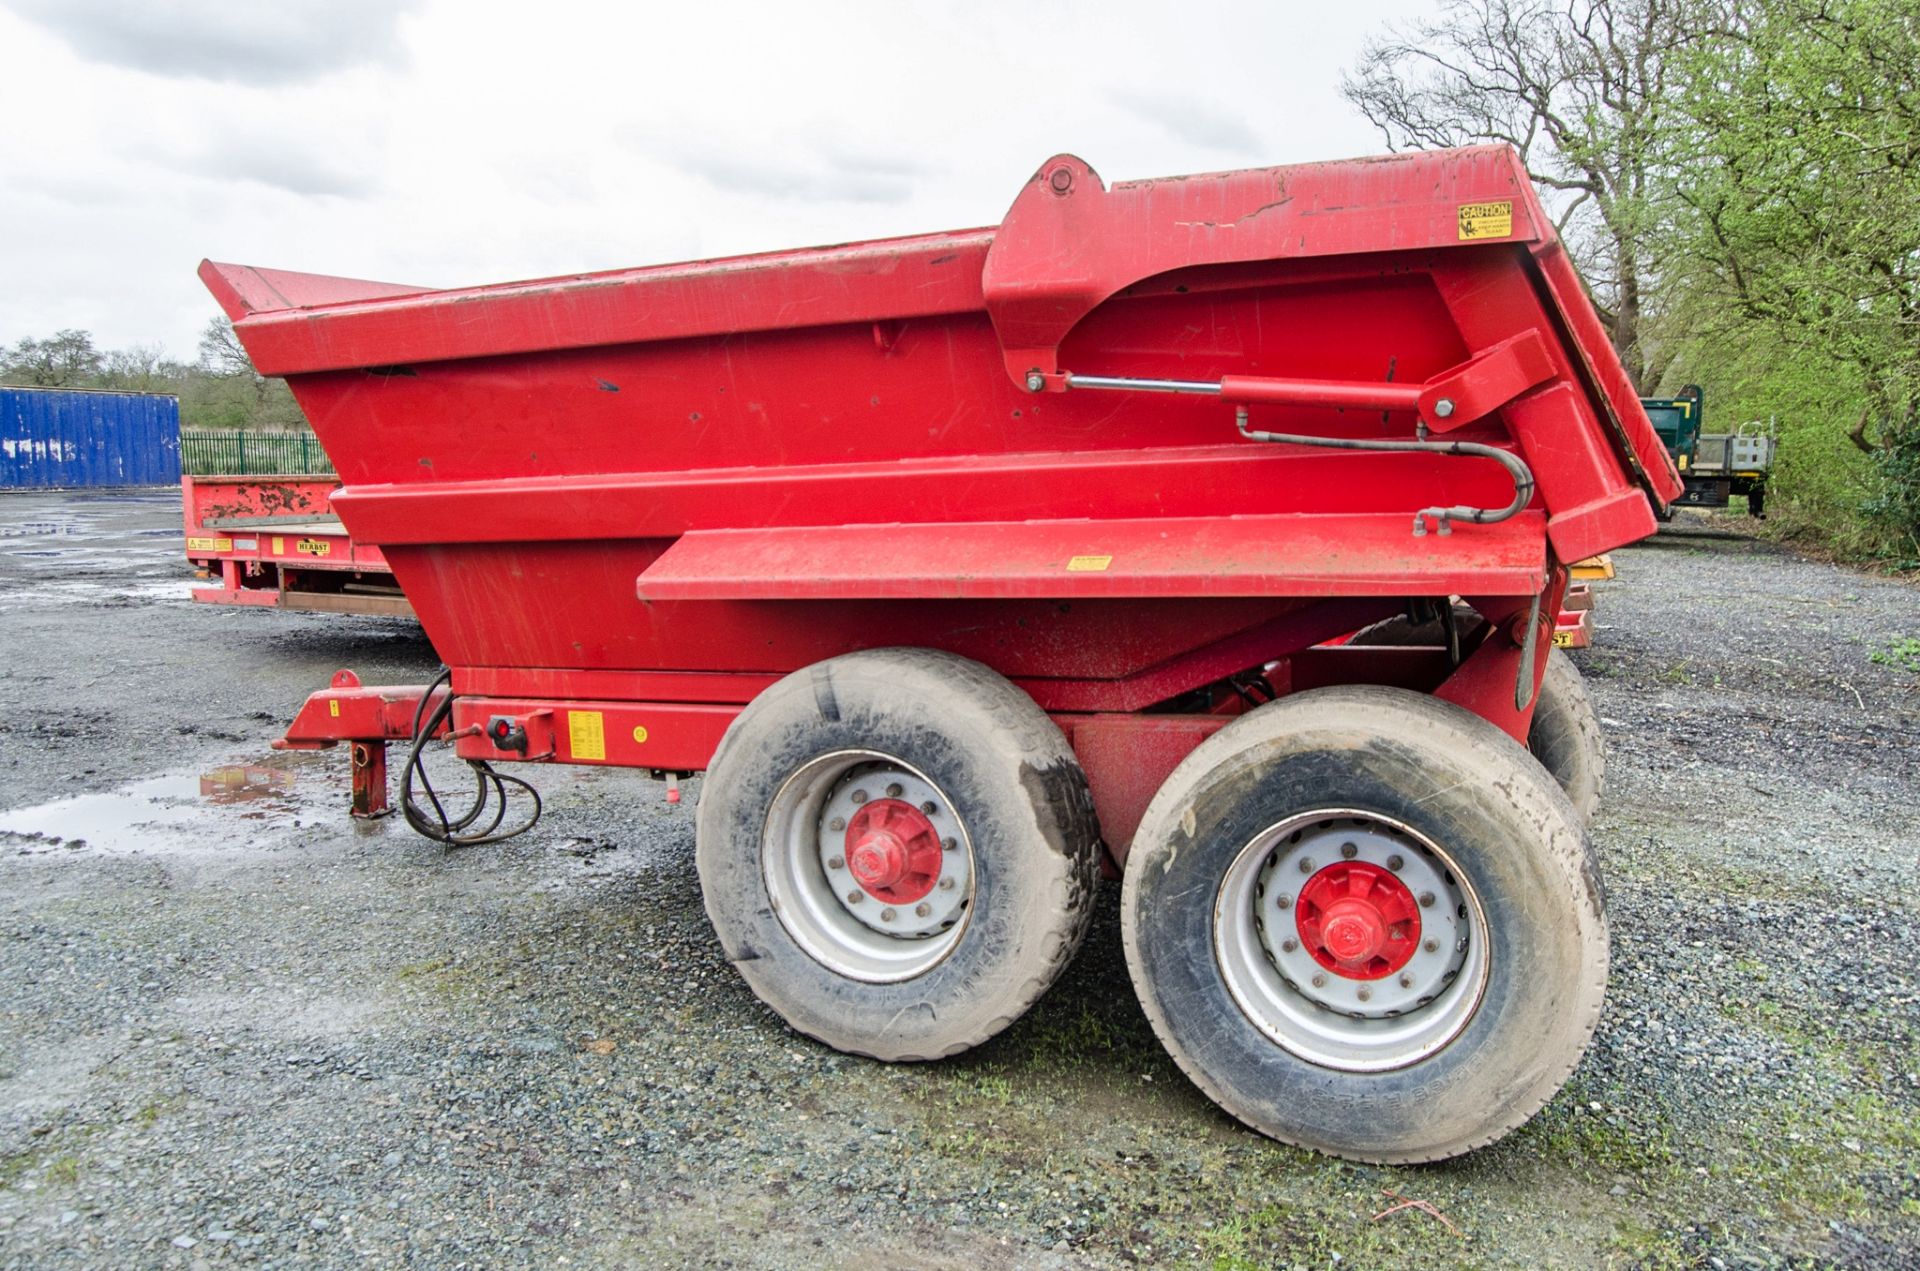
[401,668,542,846]
[1234,408,1536,536]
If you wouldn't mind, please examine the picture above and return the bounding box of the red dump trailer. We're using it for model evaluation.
[203,145,1682,1164]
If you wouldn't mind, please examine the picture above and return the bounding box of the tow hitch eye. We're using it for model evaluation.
[486,715,529,753]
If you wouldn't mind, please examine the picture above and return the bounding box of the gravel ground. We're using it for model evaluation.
[0,491,1916,1270]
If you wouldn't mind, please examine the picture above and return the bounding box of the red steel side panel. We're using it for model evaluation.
[206,144,1675,732]
[635,512,1549,601]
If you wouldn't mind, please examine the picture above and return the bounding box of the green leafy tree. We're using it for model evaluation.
[1,329,105,386]
[1660,0,1920,555]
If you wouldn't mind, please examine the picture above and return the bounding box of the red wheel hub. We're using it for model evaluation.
[843,799,942,904]
[1295,861,1420,980]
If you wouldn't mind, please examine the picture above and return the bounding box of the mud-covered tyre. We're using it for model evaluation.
[1527,650,1606,823]
[1352,613,1605,822]
[1121,685,1606,1163]
[696,648,1100,1061]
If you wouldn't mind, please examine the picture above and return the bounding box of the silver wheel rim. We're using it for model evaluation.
[1213,809,1490,1072]
[763,749,974,983]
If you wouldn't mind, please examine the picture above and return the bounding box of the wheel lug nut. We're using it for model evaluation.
[1419,892,1435,908]
[850,790,868,805]
[1424,939,1438,953]
[1276,894,1292,910]
[1298,857,1315,873]
[827,856,845,870]
[942,837,957,851]
[921,801,937,815]
[938,877,955,891]
[885,782,904,798]
[1281,939,1298,953]
[915,903,931,918]
[1311,973,1327,989]
[1340,842,1358,859]
[828,817,845,831]
[1356,987,1371,1002]
[846,891,863,904]
[1387,855,1404,871]
[880,908,897,923]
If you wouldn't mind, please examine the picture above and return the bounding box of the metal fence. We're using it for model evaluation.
[179,430,333,476]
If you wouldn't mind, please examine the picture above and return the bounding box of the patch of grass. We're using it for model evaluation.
[0,1148,83,1192]
[1657,660,1696,685]
[1607,1219,1697,1269]
[0,1151,31,1190]
[395,955,479,999]
[1523,1096,1680,1179]
[131,1093,184,1127]
[1194,1204,1283,1268]
[1869,635,1920,673]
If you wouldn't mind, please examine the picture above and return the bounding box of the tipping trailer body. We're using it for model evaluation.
[204,145,1683,1163]
[207,146,1677,842]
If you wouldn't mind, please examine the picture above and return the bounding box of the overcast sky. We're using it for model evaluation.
[0,0,1434,362]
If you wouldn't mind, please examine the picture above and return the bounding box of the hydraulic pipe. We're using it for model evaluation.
[1232,409,1536,537]
[1063,371,1425,413]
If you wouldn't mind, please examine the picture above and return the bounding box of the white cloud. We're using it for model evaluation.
[0,0,1438,360]
[3,0,421,85]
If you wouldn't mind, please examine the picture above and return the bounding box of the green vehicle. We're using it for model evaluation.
[1641,385,1774,518]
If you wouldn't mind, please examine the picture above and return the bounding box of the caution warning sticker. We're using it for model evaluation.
[1067,555,1113,572]
[567,710,606,761]
[186,536,233,552]
[1457,200,1514,240]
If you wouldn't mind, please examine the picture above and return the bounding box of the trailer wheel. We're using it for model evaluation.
[697,648,1099,1061]
[1121,686,1605,1163]
[1351,613,1605,822]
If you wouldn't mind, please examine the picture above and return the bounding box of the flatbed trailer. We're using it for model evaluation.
[204,144,1682,1164]
[181,474,411,617]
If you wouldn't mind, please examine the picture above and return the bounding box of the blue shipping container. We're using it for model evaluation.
[0,386,182,488]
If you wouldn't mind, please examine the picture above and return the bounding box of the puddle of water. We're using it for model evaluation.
[0,751,346,854]
[0,520,85,538]
[0,578,198,610]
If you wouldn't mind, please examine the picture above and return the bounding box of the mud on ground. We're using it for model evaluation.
[0,491,1916,1269]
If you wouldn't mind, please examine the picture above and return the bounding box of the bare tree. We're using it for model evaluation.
[1342,0,1725,390]
[197,317,257,379]
[102,345,185,392]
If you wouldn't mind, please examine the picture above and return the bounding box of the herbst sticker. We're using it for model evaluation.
[295,538,332,557]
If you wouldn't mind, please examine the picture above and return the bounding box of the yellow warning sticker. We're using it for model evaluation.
[1551,630,1577,648]
[631,725,649,745]
[186,536,233,552]
[568,710,606,761]
[329,700,340,717]
[295,538,332,557]
[1457,200,1514,240]
[272,536,285,554]
[1067,555,1113,572]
